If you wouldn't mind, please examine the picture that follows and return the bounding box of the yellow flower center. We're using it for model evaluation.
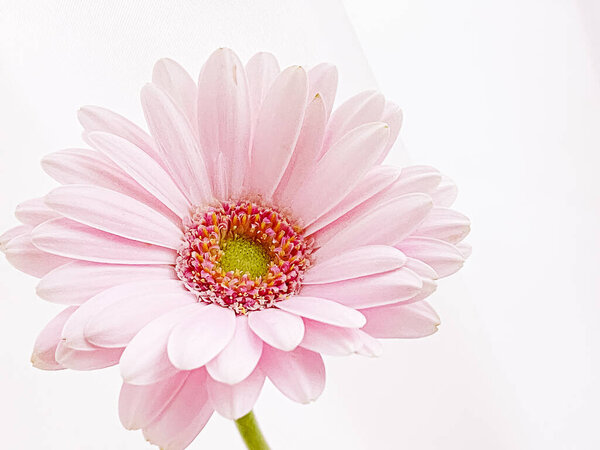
[219,236,270,278]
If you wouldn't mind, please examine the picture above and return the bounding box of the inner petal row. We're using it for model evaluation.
[176,200,314,314]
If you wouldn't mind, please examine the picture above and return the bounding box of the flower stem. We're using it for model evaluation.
[235,411,271,450]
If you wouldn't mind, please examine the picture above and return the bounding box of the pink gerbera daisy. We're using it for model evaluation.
[1,48,470,449]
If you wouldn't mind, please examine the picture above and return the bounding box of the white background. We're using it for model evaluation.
[0,1,598,448]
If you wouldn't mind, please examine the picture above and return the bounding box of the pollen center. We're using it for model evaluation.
[219,237,270,278]
[175,200,313,314]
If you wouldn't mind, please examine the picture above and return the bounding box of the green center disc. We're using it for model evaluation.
[219,237,270,278]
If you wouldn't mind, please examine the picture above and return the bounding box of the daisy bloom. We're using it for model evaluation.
[1,48,470,449]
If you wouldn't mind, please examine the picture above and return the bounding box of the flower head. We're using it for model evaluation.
[1,48,470,449]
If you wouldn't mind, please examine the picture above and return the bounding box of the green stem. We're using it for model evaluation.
[234,411,271,450]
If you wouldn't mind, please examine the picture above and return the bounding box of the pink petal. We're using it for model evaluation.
[430,175,458,207]
[404,257,438,280]
[119,371,190,430]
[41,148,180,224]
[406,280,437,304]
[245,52,280,121]
[308,63,338,119]
[36,261,176,305]
[354,330,383,357]
[306,165,400,234]
[31,306,77,370]
[15,197,59,226]
[55,342,123,370]
[141,83,212,205]
[61,280,187,351]
[290,122,390,224]
[206,368,265,420]
[301,268,423,309]
[260,345,325,404]
[78,106,160,163]
[167,304,236,370]
[300,319,361,356]
[143,369,213,450]
[414,207,471,244]
[0,224,31,253]
[31,218,176,264]
[206,315,263,385]
[276,296,365,328]
[247,308,304,351]
[389,165,443,196]
[311,166,440,241]
[45,185,182,249]
[5,233,71,278]
[41,148,112,184]
[322,90,385,153]
[211,152,228,201]
[360,301,440,338]
[197,48,251,199]
[86,131,191,219]
[375,102,403,164]
[245,66,308,198]
[315,194,433,260]
[273,93,327,207]
[325,165,441,227]
[397,237,465,278]
[456,241,472,258]
[312,183,433,247]
[304,245,407,284]
[120,304,199,385]
[402,257,438,304]
[152,58,198,135]
[85,286,195,349]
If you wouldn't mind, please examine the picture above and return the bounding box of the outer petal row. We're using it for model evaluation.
[42,148,181,224]
[5,234,71,278]
[290,122,390,224]
[198,48,251,199]
[45,185,182,249]
[245,66,308,198]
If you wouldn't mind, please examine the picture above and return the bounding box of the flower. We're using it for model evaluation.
[0,48,470,449]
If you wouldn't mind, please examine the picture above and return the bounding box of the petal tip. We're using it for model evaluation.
[30,353,62,371]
